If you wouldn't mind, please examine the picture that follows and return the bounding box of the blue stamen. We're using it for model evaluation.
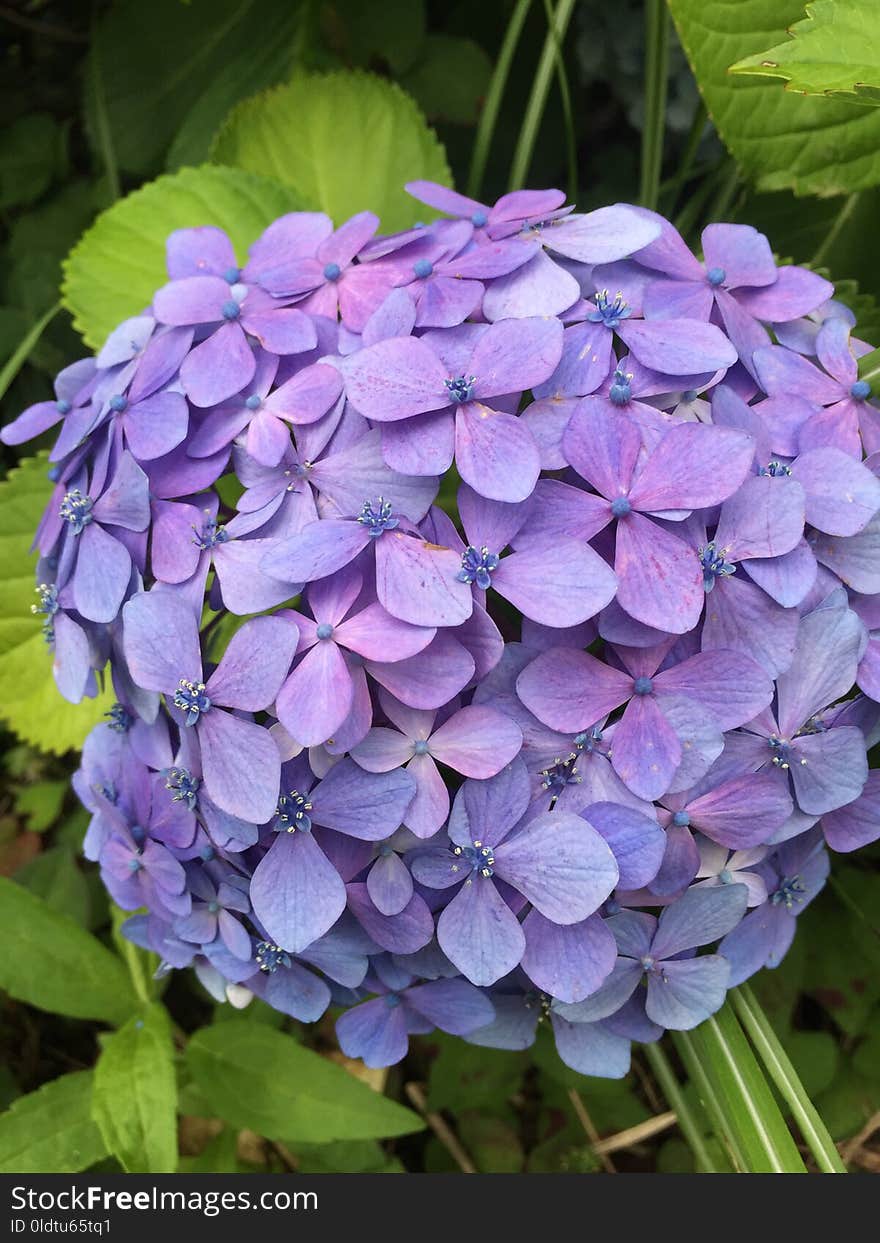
[357,497,398,538]
[768,734,798,770]
[444,374,476,404]
[609,367,633,406]
[718,868,733,884]
[759,460,793,478]
[223,267,240,284]
[706,267,726,288]
[164,766,200,810]
[851,379,872,401]
[255,941,292,973]
[611,496,632,518]
[413,739,430,756]
[173,679,211,726]
[672,810,690,827]
[316,622,334,640]
[221,299,241,320]
[60,490,94,535]
[450,839,495,879]
[541,752,582,794]
[274,790,313,833]
[109,394,128,413]
[699,541,736,591]
[413,259,434,279]
[573,726,604,754]
[457,545,499,590]
[31,583,59,644]
[245,394,262,410]
[193,518,230,550]
[105,702,133,733]
[56,399,71,415]
[588,289,631,329]
[633,676,653,696]
[323,262,342,281]
[471,211,488,227]
[771,875,806,910]
[384,993,402,1008]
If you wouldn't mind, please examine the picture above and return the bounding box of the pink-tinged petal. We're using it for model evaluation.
[406,180,486,217]
[615,512,704,634]
[656,650,774,731]
[276,642,353,747]
[261,519,370,584]
[198,710,281,823]
[123,392,188,461]
[242,306,316,355]
[415,275,483,328]
[335,602,435,661]
[344,335,447,421]
[310,428,438,522]
[153,275,228,325]
[822,770,880,852]
[316,760,416,841]
[207,615,297,710]
[776,603,865,737]
[745,539,817,607]
[811,516,880,594]
[753,344,841,404]
[628,423,753,513]
[429,705,522,777]
[816,316,858,386]
[458,485,529,553]
[617,318,737,373]
[367,850,413,917]
[71,523,130,624]
[562,401,642,499]
[546,204,661,263]
[437,879,525,986]
[375,532,473,626]
[610,696,682,801]
[737,265,833,322]
[751,394,815,458]
[347,883,433,954]
[795,447,880,536]
[123,590,201,691]
[367,633,475,708]
[494,811,619,923]
[265,362,343,425]
[180,322,255,407]
[403,753,450,838]
[469,317,564,399]
[715,289,770,377]
[92,451,151,531]
[351,727,413,773]
[516,647,632,733]
[212,539,301,614]
[702,574,799,677]
[482,249,580,320]
[166,226,236,279]
[320,210,380,267]
[493,540,618,627]
[513,478,611,550]
[533,321,613,400]
[245,410,290,467]
[454,403,540,502]
[635,214,704,280]
[715,475,805,560]
[128,327,194,403]
[250,831,346,953]
[688,773,792,849]
[701,223,776,289]
[521,910,617,1004]
[642,278,713,321]
[380,410,455,475]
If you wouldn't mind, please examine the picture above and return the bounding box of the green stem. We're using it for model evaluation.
[673,161,724,240]
[812,193,860,267]
[639,0,670,210]
[705,161,741,224]
[88,13,120,202]
[0,301,61,403]
[661,98,707,216]
[508,0,577,192]
[731,985,847,1174]
[541,0,578,202]
[644,1042,719,1172]
[673,1030,745,1171]
[467,0,533,199]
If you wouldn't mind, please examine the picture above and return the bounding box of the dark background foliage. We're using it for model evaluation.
[1,0,879,1174]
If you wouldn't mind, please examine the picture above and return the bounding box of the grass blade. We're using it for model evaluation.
[639,0,670,209]
[0,302,61,404]
[508,0,577,192]
[467,0,533,199]
[644,1042,720,1172]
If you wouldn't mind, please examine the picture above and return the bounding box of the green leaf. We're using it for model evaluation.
[92,1003,178,1173]
[668,0,880,194]
[62,164,303,351]
[0,876,136,1024]
[402,35,493,125]
[0,453,114,753]
[0,114,60,210]
[14,779,67,832]
[0,1072,107,1174]
[186,1021,424,1142]
[326,0,427,75]
[427,1033,526,1112]
[681,1003,808,1172]
[15,847,91,926]
[86,0,304,176]
[211,71,451,232]
[731,0,880,106]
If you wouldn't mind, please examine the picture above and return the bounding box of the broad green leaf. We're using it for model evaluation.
[731,0,880,106]
[86,0,305,175]
[0,877,135,1023]
[0,114,60,210]
[0,454,114,753]
[668,0,880,194]
[62,165,303,351]
[211,71,452,231]
[326,0,427,75]
[15,847,92,926]
[402,35,494,125]
[92,1003,178,1173]
[0,1072,107,1174]
[681,1003,808,1173]
[427,1032,527,1112]
[186,1021,424,1142]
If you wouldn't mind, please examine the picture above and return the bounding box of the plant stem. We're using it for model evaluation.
[661,98,707,216]
[88,13,121,202]
[0,302,61,403]
[508,0,577,192]
[673,1030,745,1171]
[639,0,670,210]
[542,0,578,202]
[731,985,847,1174]
[467,0,533,199]
[645,1042,719,1172]
[812,193,860,267]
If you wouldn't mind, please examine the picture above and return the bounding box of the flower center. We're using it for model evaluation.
[609,367,633,406]
[588,289,630,328]
[451,839,496,879]
[109,394,128,413]
[759,460,793,478]
[444,374,475,404]
[718,868,734,884]
[633,676,653,696]
[471,211,488,227]
[207,900,220,914]
[60,490,94,535]
[221,299,241,321]
[274,790,313,833]
[357,497,398,538]
[541,753,582,794]
[768,735,806,770]
[256,941,291,973]
[56,399,71,415]
[223,267,240,284]
[164,766,200,810]
[193,518,230,550]
[174,679,211,725]
[573,726,604,754]
[413,739,430,755]
[323,262,342,281]
[316,622,334,640]
[706,267,726,288]
[771,875,806,910]
[672,810,690,827]
[610,496,632,518]
[457,544,499,589]
[699,542,736,591]
[851,379,872,401]
[245,394,262,411]
[413,259,434,279]
[31,583,59,644]
[105,703,133,733]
